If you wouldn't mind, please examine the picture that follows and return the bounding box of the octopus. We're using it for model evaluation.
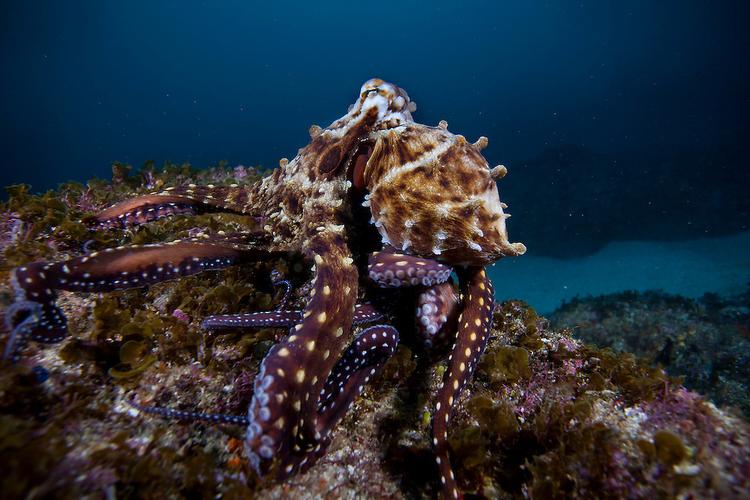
[4,79,525,498]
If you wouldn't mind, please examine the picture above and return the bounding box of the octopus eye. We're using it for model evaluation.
[362,88,379,99]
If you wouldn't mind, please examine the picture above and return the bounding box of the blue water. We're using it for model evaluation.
[1,1,749,310]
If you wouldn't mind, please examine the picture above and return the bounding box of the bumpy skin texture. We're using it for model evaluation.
[6,79,525,498]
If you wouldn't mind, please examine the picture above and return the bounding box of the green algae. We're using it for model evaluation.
[1,168,749,499]
[653,430,688,466]
[466,394,519,440]
[108,340,157,379]
[586,347,671,403]
[478,345,531,389]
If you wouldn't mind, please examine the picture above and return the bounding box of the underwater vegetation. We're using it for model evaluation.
[551,289,750,418]
[1,163,749,498]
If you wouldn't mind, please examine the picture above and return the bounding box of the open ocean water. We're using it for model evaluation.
[2,1,747,312]
[1,2,749,498]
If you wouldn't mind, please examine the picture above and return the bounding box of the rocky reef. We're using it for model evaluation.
[551,290,750,419]
[1,165,749,498]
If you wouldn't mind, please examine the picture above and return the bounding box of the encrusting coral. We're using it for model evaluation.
[1,168,749,498]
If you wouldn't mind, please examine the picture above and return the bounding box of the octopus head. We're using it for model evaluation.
[356,78,416,126]
[360,119,526,266]
[326,78,416,133]
[312,79,416,176]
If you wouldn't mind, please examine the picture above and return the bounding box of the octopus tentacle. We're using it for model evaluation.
[316,324,399,433]
[202,310,303,330]
[201,303,384,331]
[88,182,257,230]
[271,278,293,311]
[157,184,254,214]
[281,324,400,476]
[2,301,44,363]
[11,265,71,346]
[9,241,278,358]
[86,195,211,230]
[127,396,249,426]
[432,267,494,499]
[363,251,461,348]
[416,281,461,349]
[244,234,359,478]
[367,250,452,288]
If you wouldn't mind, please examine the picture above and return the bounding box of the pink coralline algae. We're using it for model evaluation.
[171,309,190,324]
[233,165,251,179]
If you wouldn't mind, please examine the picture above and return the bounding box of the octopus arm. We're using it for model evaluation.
[415,281,461,348]
[86,184,257,230]
[201,303,384,331]
[126,396,249,426]
[316,324,399,433]
[367,251,453,288]
[8,241,278,360]
[2,301,46,363]
[202,310,303,330]
[276,323,400,476]
[432,267,494,499]
[244,233,359,479]
[86,194,208,229]
[157,185,255,214]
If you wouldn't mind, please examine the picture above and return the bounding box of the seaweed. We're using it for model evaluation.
[0,168,748,498]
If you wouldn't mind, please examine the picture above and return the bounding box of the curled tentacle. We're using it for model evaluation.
[244,234,359,478]
[432,267,494,499]
[317,324,399,432]
[282,324,400,476]
[2,301,44,363]
[271,278,292,311]
[201,303,384,331]
[416,281,461,349]
[11,265,69,346]
[8,241,279,359]
[367,251,452,288]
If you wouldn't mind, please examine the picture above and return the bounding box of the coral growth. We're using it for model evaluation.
[1,169,748,497]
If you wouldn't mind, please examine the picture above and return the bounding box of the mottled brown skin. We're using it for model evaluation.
[6,79,524,498]
[363,120,525,265]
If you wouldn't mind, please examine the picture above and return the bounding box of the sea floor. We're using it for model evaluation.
[1,174,749,498]
[491,231,750,314]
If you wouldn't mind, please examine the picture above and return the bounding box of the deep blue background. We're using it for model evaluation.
[1,1,749,255]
